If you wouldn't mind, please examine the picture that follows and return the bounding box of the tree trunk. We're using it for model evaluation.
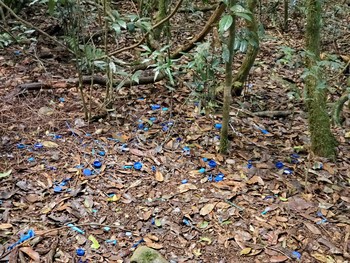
[305,0,337,158]
[220,0,236,154]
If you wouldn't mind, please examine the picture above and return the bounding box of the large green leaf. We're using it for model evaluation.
[219,15,233,33]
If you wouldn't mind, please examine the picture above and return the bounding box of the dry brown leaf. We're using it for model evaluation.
[275,216,288,222]
[0,223,13,229]
[270,255,288,262]
[42,141,58,148]
[200,203,215,216]
[304,222,321,235]
[19,247,40,262]
[246,175,264,185]
[155,171,164,182]
[146,242,163,250]
[178,183,197,193]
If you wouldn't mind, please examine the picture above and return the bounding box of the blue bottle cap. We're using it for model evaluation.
[93,160,102,169]
[208,160,217,168]
[149,117,157,122]
[133,162,142,170]
[17,143,25,149]
[83,168,92,176]
[275,161,284,169]
[215,123,222,129]
[76,248,85,257]
[181,179,188,184]
[151,104,161,110]
[214,173,224,182]
[28,157,35,162]
[198,168,206,174]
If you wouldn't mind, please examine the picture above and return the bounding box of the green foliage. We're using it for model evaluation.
[0,33,13,48]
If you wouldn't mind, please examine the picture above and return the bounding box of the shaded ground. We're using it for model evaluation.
[1,2,350,263]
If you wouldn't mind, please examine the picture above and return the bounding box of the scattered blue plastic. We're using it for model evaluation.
[162,125,169,132]
[261,207,271,215]
[138,122,144,129]
[254,125,269,134]
[103,227,111,232]
[124,165,132,169]
[14,50,21,55]
[67,224,85,234]
[283,168,293,175]
[151,218,155,225]
[54,186,63,193]
[214,173,224,182]
[151,104,161,110]
[202,157,208,162]
[181,179,188,184]
[17,143,26,149]
[28,157,35,162]
[214,123,222,130]
[54,135,63,139]
[132,239,144,248]
[198,168,206,174]
[291,251,301,260]
[151,166,156,172]
[34,143,43,149]
[208,174,213,182]
[133,162,142,170]
[275,161,284,169]
[93,160,102,169]
[208,160,217,168]
[125,232,132,237]
[98,151,105,156]
[149,117,157,122]
[247,160,253,169]
[8,229,35,250]
[83,168,92,176]
[76,248,85,256]
[59,97,65,103]
[264,195,274,200]
[316,211,328,224]
[121,144,128,152]
[53,178,71,193]
[182,218,191,226]
[106,239,117,245]
[162,107,168,111]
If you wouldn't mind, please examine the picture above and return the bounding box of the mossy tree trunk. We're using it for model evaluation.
[232,0,259,96]
[220,0,236,154]
[305,0,337,158]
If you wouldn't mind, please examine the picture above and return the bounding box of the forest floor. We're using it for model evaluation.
[1,2,350,263]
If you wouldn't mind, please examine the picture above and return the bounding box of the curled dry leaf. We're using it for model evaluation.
[155,170,164,182]
[200,203,215,216]
[19,247,40,262]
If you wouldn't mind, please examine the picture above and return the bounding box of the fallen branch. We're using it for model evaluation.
[253,110,292,118]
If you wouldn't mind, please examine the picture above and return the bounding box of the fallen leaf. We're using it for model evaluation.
[246,175,264,185]
[42,141,59,148]
[270,255,288,262]
[240,247,252,255]
[0,169,12,178]
[311,253,335,263]
[155,171,164,182]
[88,235,100,249]
[178,183,197,193]
[0,223,13,229]
[19,247,40,262]
[200,203,215,216]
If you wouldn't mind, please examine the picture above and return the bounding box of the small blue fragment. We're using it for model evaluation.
[151,104,161,110]
[59,97,65,102]
[105,239,117,245]
[215,123,222,129]
[151,166,156,172]
[208,160,217,168]
[67,224,85,234]
[198,168,206,174]
[261,207,271,215]
[125,232,132,237]
[208,174,213,182]
[151,218,155,225]
[183,218,191,226]
[93,160,102,169]
[260,129,269,134]
[54,186,63,193]
[28,157,35,162]
[17,143,25,149]
[149,117,157,122]
[14,50,21,55]
[275,161,284,169]
[8,229,35,250]
[132,239,144,248]
[144,127,149,131]
[133,162,142,170]
[162,107,168,111]
[138,123,144,129]
[291,251,301,260]
[247,161,253,169]
[183,146,190,152]
[103,227,111,232]
[124,165,132,169]
[76,248,85,257]
[98,151,105,156]
[283,168,293,175]
[54,135,62,139]
[214,173,224,182]
[162,125,169,132]
[34,142,43,149]
[202,157,208,162]
[181,179,188,184]
[83,168,92,176]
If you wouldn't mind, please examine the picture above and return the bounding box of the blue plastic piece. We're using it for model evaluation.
[151,104,161,110]
[183,146,190,152]
[275,161,284,169]
[162,107,168,111]
[17,143,26,149]
[132,239,144,248]
[214,173,224,182]
[59,97,65,102]
[215,123,222,129]
[283,168,293,175]
[138,123,144,129]
[208,174,213,182]
[208,160,217,168]
[133,162,142,170]
[124,165,132,169]
[54,135,63,139]
[98,151,105,156]
[247,160,253,169]
[183,218,191,226]
[151,218,155,225]
[67,224,85,234]
[162,125,169,132]
[144,127,149,131]
[260,129,269,134]
[291,251,301,260]
[93,160,102,169]
[105,239,117,245]
[83,168,92,176]
[103,227,111,232]
[8,229,35,250]
[34,143,43,149]
[28,157,35,162]
[198,168,206,174]
[149,117,157,122]
[76,248,85,256]
[202,157,208,162]
[54,186,63,193]
[181,179,188,184]
[151,166,156,172]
